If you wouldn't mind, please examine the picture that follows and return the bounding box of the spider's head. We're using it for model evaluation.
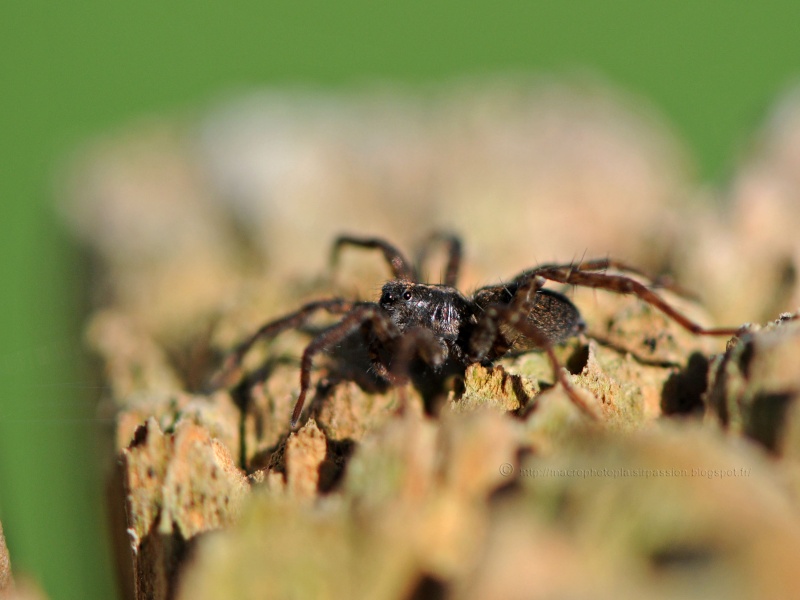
[379,280,470,340]
[379,280,414,310]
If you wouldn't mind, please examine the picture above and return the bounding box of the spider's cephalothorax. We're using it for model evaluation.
[214,233,740,427]
[369,281,477,392]
[379,281,473,344]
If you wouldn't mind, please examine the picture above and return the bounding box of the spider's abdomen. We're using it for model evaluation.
[472,284,585,352]
[379,281,472,341]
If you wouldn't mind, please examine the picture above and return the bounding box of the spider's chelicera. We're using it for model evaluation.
[214,233,740,427]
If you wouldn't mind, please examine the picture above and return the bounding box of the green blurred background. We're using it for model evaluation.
[2,2,799,598]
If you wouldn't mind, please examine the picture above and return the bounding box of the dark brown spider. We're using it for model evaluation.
[214,233,741,427]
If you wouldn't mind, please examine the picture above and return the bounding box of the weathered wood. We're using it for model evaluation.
[59,85,800,599]
[115,418,249,600]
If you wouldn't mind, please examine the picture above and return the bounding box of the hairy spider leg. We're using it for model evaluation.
[330,235,417,282]
[210,298,356,389]
[414,231,463,287]
[290,304,456,427]
[518,258,698,300]
[519,265,743,338]
[470,276,600,419]
[291,303,402,427]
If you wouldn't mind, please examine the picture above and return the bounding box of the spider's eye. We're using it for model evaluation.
[402,291,413,301]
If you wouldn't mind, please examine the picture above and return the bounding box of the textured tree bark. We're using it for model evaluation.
[60,84,800,599]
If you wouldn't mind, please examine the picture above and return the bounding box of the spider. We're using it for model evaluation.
[214,233,740,427]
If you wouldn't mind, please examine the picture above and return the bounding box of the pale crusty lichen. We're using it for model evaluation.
[450,363,538,414]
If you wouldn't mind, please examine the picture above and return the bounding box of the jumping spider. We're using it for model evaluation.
[214,233,740,427]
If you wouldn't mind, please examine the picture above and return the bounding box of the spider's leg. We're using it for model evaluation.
[210,298,355,389]
[415,231,462,287]
[521,266,743,337]
[510,311,599,419]
[526,258,656,280]
[330,235,417,281]
[291,304,399,427]
[470,277,599,419]
[518,258,697,299]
